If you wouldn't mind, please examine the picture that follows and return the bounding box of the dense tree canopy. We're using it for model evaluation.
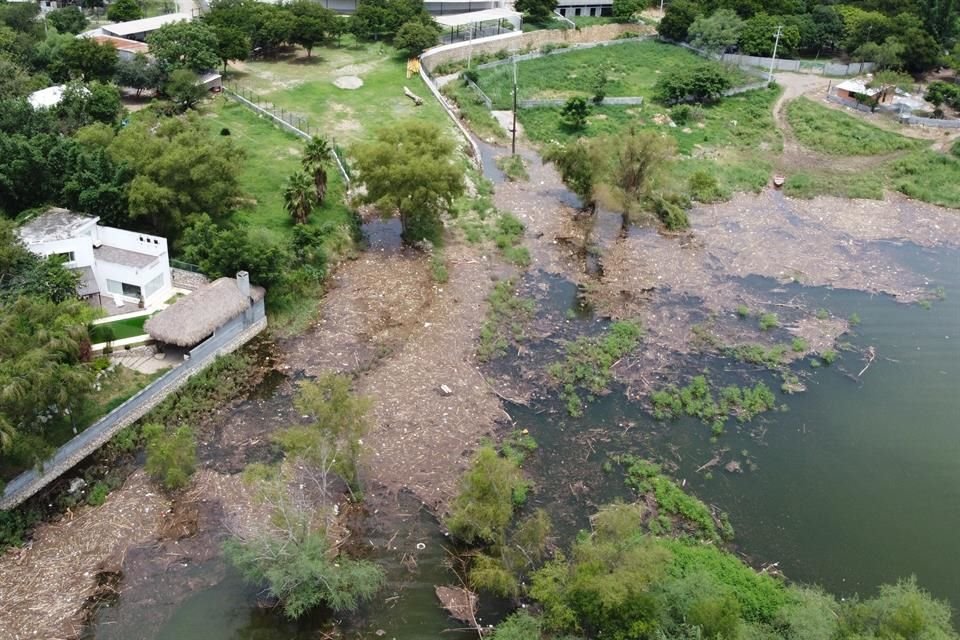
[660,0,958,71]
[352,120,464,245]
[147,20,221,73]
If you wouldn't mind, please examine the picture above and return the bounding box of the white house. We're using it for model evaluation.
[18,209,174,310]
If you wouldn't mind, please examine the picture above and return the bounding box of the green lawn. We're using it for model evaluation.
[786,97,923,156]
[475,39,750,109]
[442,80,508,143]
[519,86,782,155]
[90,315,151,342]
[225,38,451,147]
[202,98,354,245]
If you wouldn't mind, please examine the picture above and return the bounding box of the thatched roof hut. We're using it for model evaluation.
[145,272,265,348]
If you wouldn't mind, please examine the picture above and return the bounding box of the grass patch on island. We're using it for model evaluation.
[785,97,922,156]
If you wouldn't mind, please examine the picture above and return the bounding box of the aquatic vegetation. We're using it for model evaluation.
[496,154,530,182]
[736,305,751,318]
[501,429,538,466]
[548,321,644,416]
[791,337,808,352]
[477,280,535,362]
[726,343,788,368]
[650,375,777,433]
[849,313,861,326]
[821,349,838,365]
[622,457,732,542]
[758,312,779,331]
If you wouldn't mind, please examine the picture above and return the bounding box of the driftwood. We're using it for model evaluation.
[435,585,480,633]
[403,86,424,105]
[858,346,877,377]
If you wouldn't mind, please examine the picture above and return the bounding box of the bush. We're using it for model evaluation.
[758,313,778,331]
[446,445,527,545]
[86,481,110,506]
[688,171,722,203]
[463,68,479,84]
[493,611,543,639]
[671,104,693,125]
[561,96,590,130]
[225,529,384,619]
[652,193,691,230]
[143,423,197,491]
[470,553,520,598]
[654,65,733,105]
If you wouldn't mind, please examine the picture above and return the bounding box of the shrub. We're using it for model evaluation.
[652,193,691,230]
[688,170,722,203]
[429,253,449,283]
[470,553,520,598]
[143,423,197,491]
[758,313,778,331]
[225,529,384,619]
[446,446,526,545]
[654,65,733,105]
[492,611,543,639]
[463,68,479,84]
[791,337,808,352]
[736,305,750,318]
[561,96,590,130]
[86,481,110,506]
[671,104,693,125]
[820,349,837,364]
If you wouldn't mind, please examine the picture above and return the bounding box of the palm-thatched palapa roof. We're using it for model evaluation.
[145,276,265,348]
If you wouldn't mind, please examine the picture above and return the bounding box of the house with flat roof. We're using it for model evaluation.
[18,209,174,311]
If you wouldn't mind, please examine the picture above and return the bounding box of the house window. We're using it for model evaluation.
[54,251,75,263]
[106,279,143,299]
[143,273,164,300]
[589,7,596,16]
[574,7,581,15]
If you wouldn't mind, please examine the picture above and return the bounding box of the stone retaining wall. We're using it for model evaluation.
[421,23,654,73]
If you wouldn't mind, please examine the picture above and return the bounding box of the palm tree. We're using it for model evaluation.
[284,171,316,225]
[302,136,331,205]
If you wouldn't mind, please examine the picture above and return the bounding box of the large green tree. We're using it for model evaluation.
[210,24,250,71]
[352,120,464,245]
[61,37,119,82]
[106,0,143,23]
[658,0,701,42]
[107,115,244,237]
[393,19,438,56]
[688,8,743,53]
[514,0,557,23]
[45,6,88,34]
[147,20,221,73]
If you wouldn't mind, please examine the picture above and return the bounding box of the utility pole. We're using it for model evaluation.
[511,57,518,156]
[768,25,783,83]
[659,0,665,15]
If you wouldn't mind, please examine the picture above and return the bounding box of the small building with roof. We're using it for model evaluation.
[18,208,173,310]
[834,78,882,104]
[89,34,151,60]
[145,272,265,349]
[82,12,192,43]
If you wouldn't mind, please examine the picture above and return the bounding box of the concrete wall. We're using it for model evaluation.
[421,23,654,72]
[0,302,268,510]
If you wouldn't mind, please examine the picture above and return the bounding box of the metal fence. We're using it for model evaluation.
[223,83,351,185]
[671,40,875,78]
[0,308,267,510]
[518,96,645,108]
[170,259,203,273]
[826,92,960,129]
[465,77,493,109]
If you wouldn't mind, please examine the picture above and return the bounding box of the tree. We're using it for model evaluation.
[349,0,432,41]
[607,130,674,212]
[61,37,119,82]
[543,140,597,211]
[210,25,250,71]
[180,215,289,290]
[654,65,732,105]
[393,19,438,57]
[612,0,643,23]
[0,57,37,99]
[278,375,372,495]
[283,171,316,225]
[739,13,800,57]
[223,462,384,619]
[163,68,208,111]
[809,5,845,55]
[143,424,197,490]
[446,446,527,545]
[45,6,88,34]
[560,96,589,130]
[688,8,743,54]
[854,37,905,69]
[56,81,123,129]
[107,116,244,237]
[591,66,608,103]
[114,52,163,96]
[514,0,556,23]
[658,0,700,42]
[302,135,331,203]
[148,20,221,73]
[352,120,464,245]
[107,0,143,23]
[899,28,943,72]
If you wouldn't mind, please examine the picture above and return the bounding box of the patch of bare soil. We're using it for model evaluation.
[0,472,168,639]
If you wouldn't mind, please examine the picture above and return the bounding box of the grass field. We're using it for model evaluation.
[226,38,450,147]
[786,97,922,156]
[202,98,354,245]
[475,39,749,109]
[519,86,781,153]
